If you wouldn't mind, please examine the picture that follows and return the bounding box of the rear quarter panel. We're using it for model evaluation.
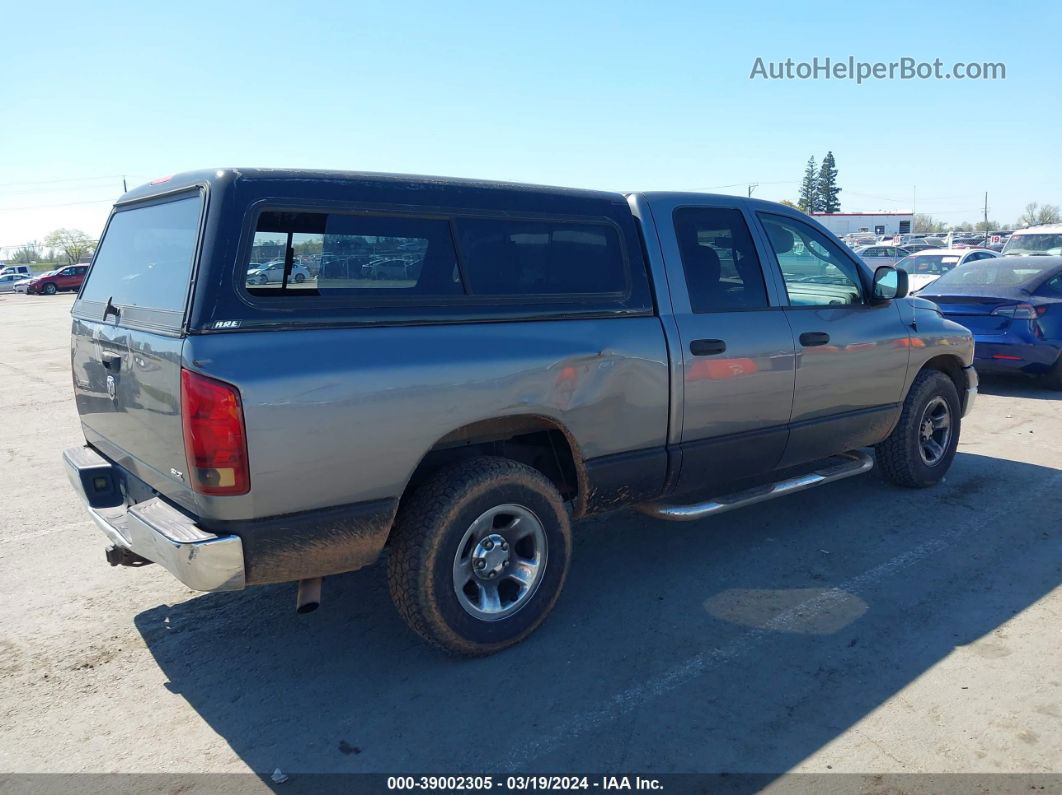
[184,317,670,522]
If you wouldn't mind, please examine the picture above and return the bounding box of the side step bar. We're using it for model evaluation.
[634,450,874,522]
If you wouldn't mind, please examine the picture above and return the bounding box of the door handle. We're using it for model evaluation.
[101,352,121,372]
[690,339,727,356]
[799,331,831,347]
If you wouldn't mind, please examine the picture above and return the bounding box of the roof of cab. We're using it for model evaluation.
[116,168,630,206]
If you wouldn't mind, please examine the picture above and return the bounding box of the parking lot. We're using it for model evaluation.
[0,292,1059,778]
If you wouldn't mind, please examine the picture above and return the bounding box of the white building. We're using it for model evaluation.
[811,211,914,238]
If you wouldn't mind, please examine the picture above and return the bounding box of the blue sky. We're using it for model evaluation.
[2,0,1059,248]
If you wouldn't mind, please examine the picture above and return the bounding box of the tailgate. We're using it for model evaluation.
[71,191,204,506]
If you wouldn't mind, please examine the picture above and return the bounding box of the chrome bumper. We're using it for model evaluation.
[63,446,245,591]
[962,365,978,417]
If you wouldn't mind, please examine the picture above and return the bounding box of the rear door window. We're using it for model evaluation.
[672,207,769,312]
[80,193,203,320]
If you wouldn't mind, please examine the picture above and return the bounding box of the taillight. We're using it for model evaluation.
[991,303,1037,319]
[180,369,250,495]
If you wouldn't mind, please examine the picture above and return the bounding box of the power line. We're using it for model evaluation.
[0,197,117,212]
[0,174,134,189]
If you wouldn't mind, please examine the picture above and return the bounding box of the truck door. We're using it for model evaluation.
[650,198,797,497]
[752,211,911,468]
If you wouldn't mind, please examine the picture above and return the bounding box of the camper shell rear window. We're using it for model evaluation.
[76,191,204,330]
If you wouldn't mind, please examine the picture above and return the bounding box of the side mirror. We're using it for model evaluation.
[872,265,908,302]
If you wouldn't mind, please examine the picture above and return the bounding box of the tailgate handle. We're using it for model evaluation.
[690,339,727,356]
[103,296,120,322]
[799,331,831,347]
[101,352,121,372]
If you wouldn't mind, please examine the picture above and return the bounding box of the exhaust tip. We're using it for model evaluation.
[296,577,323,615]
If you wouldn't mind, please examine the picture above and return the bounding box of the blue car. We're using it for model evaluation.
[919,256,1062,388]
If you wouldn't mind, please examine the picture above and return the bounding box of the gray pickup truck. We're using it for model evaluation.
[64,169,976,655]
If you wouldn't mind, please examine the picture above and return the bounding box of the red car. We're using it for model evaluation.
[27,265,88,295]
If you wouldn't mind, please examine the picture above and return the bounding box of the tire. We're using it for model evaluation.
[387,457,572,656]
[42,283,57,295]
[875,369,961,488]
[293,272,306,283]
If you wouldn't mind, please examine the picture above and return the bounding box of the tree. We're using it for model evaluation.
[1018,202,1061,228]
[913,214,947,234]
[798,156,819,213]
[779,199,803,211]
[44,228,94,265]
[818,151,841,213]
[11,244,40,264]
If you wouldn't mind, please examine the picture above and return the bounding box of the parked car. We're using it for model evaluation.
[245,259,312,285]
[63,169,976,655]
[1001,224,1062,257]
[897,242,941,254]
[854,245,912,267]
[363,257,417,280]
[898,248,999,292]
[918,257,1062,388]
[13,270,51,293]
[0,273,23,293]
[0,265,32,279]
[26,265,87,294]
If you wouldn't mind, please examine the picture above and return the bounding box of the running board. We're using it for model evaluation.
[634,450,874,522]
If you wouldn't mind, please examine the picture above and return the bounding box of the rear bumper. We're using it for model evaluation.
[973,337,1060,375]
[63,445,245,592]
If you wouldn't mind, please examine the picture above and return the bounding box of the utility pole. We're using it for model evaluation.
[748,183,757,198]
[122,176,128,192]
[984,192,989,236]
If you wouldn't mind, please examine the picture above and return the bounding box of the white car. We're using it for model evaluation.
[245,260,312,286]
[897,248,999,293]
[14,270,54,293]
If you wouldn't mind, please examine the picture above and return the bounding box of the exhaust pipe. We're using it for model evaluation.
[296,577,322,614]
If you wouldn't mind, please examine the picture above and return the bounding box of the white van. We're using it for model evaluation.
[1002,224,1062,256]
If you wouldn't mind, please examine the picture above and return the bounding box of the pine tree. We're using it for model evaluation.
[818,151,841,213]
[798,156,819,212]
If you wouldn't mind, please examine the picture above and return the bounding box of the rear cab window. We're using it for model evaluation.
[76,192,204,329]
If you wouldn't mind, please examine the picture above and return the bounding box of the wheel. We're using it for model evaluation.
[387,457,572,655]
[257,274,269,285]
[875,370,961,488]
[43,283,57,295]
[293,272,306,283]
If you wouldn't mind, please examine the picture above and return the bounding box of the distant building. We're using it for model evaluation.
[812,211,914,238]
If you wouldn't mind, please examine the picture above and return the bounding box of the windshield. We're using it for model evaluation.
[1002,233,1062,256]
[896,254,960,274]
[928,260,1051,290]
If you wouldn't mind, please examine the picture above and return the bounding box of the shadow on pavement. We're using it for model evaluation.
[978,374,1062,400]
[135,452,1061,775]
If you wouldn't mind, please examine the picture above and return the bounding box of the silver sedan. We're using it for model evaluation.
[853,245,912,268]
[0,273,23,293]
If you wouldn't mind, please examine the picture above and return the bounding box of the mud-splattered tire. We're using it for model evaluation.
[875,370,961,488]
[386,457,572,656]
